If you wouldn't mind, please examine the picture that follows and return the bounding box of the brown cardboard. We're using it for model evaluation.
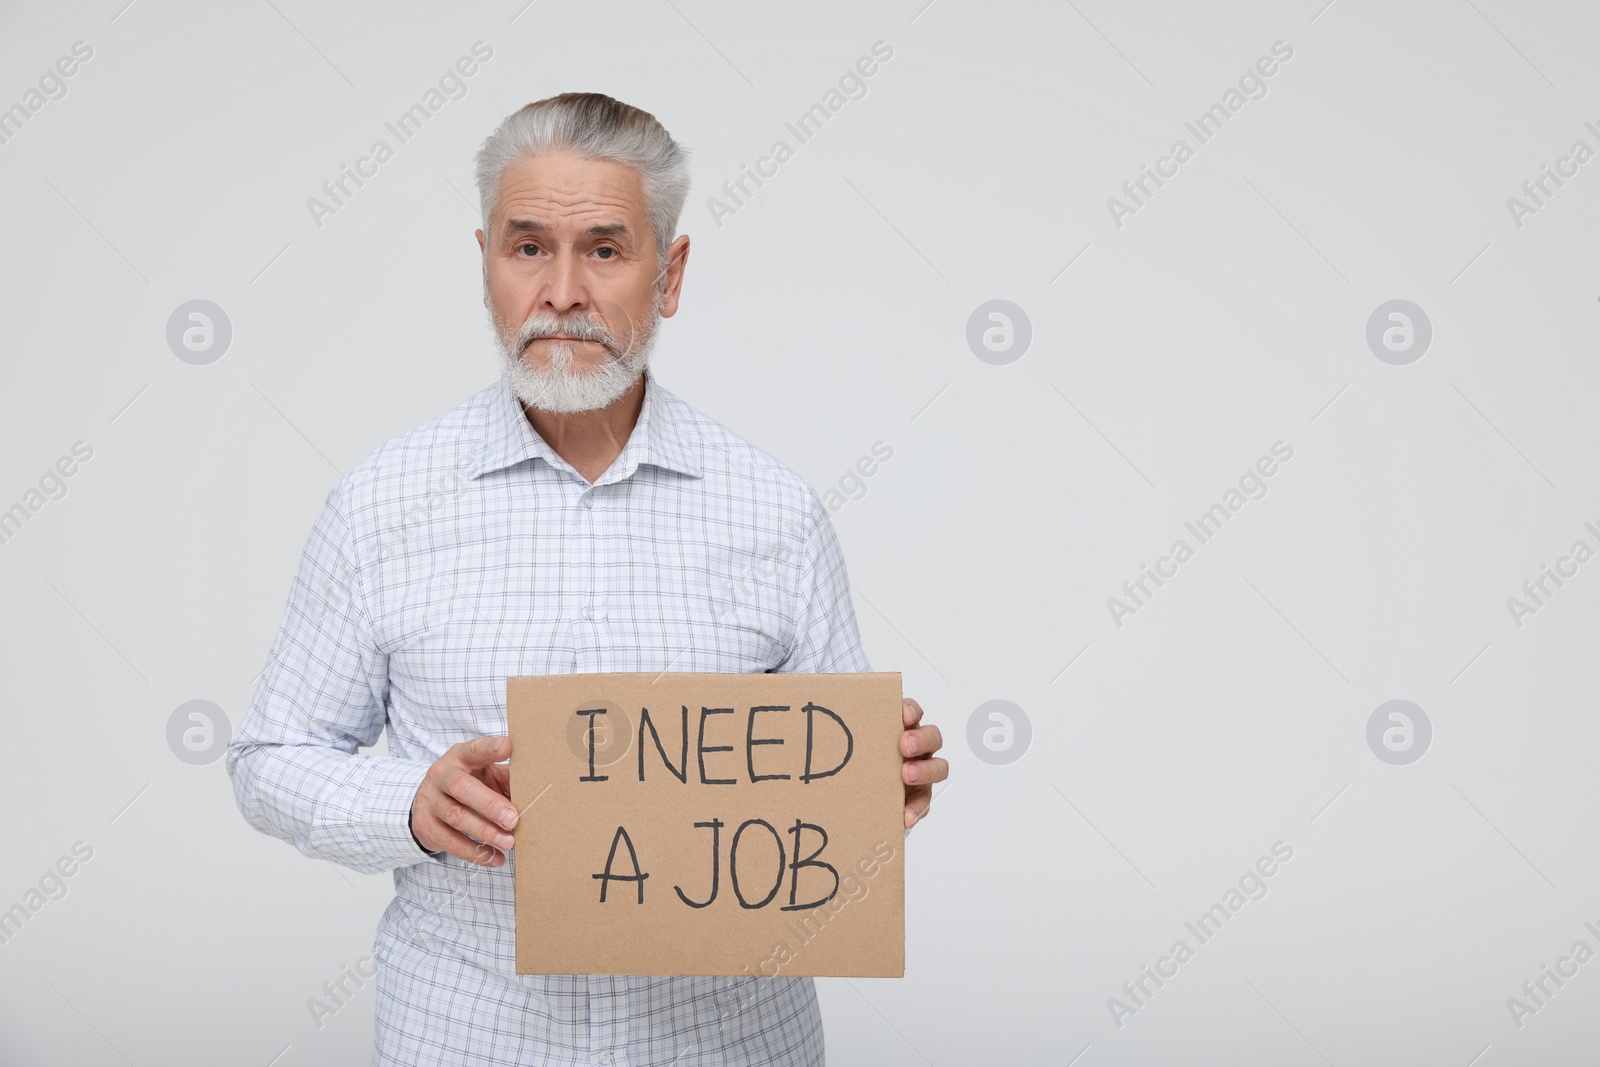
[507,671,905,978]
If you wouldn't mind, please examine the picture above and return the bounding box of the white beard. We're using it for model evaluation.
[493,291,663,414]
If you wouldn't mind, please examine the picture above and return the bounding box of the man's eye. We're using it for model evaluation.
[595,247,616,259]
[518,243,540,256]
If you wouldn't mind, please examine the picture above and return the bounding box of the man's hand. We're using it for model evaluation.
[900,697,948,829]
[410,736,517,866]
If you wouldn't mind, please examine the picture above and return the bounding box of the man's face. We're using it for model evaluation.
[477,149,688,413]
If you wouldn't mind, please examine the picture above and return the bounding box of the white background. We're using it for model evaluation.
[1,1,1598,1064]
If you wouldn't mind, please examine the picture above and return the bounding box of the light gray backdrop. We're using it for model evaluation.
[2,0,1597,1064]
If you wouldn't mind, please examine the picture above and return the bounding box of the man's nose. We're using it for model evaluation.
[539,250,589,315]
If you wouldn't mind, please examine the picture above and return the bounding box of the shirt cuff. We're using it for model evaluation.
[355,756,439,870]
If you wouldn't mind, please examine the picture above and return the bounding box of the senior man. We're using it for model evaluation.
[227,92,948,1065]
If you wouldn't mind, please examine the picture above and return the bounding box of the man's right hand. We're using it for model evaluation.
[409,736,518,867]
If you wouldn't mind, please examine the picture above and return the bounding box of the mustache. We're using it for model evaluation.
[514,313,621,355]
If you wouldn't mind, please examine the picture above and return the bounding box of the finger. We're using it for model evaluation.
[903,785,931,827]
[443,771,520,836]
[457,735,511,770]
[900,723,942,758]
[482,762,513,799]
[444,767,518,831]
[902,698,923,729]
[416,811,506,865]
[903,756,948,786]
[434,789,516,851]
[417,815,506,867]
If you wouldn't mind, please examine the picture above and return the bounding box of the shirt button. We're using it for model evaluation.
[582,493,594,509]
[598,1053,613,1066]
[582,604,595,620]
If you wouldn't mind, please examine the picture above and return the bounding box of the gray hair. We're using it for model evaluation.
[474,92,690,267]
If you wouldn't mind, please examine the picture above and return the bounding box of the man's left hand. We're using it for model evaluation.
[900,697,948,829]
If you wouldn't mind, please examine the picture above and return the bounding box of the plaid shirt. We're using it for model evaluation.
[227,368,872,1065]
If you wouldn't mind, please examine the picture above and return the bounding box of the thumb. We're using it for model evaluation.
[462,734,511,767]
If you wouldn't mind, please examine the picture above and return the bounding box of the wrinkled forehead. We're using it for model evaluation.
[489,150,647,238]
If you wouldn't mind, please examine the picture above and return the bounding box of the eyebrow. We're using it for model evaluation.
[502,218,631,240]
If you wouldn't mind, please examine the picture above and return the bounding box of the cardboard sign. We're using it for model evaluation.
[507,672,905,978]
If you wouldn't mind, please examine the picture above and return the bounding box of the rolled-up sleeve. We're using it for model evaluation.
[226,482,436,874]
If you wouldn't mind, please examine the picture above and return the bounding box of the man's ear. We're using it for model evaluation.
[658,234,690,319]
[476,228,486,255]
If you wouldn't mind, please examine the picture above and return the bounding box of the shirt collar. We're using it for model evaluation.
[472,366,704,483]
